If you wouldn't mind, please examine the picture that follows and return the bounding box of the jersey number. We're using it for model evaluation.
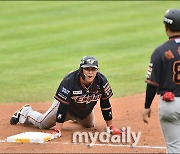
[173,61,180,84]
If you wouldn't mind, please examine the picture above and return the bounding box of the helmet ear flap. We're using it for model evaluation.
[79,67,86,80]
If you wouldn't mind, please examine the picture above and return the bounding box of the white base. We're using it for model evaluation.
[7,132,55,143]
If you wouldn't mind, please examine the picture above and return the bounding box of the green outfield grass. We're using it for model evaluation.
[0,1,180,103]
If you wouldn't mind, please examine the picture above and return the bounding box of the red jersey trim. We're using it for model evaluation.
[101,107,112,110]
[145,79,159,87]
[101,92,113,100]
[54,96,70,105]
[104,84,110,92]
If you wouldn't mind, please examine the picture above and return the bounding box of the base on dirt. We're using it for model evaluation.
[7,132,54,143]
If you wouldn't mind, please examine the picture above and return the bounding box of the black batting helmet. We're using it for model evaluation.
[164,8,180,31]
[80,56,98,69]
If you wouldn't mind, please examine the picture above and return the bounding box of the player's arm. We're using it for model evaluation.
[143,50,160,124]
[100,98,113,125]
[144,84,157,109]
[55,101,69,130]
[100,81,114,129]
[53,78,71,134]
[142,84,157,124]
[49,101,69,138]
[99,74,122,134]
[100,98,121,135]
[100,77,113,126]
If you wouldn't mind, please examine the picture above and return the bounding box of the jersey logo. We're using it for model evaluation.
[61,87,70,95]
[109,111,112,117]
[58,114,62,119]
[71,94,102,104]
[73,90,82,95]
[165,50,174,59]
[164,17,173,24]
[86,59,96,64]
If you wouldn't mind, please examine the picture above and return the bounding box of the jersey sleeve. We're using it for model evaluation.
[145,48,161,87]
[54,78,71,105]
[99,74,113,100]
[99,74,113,121]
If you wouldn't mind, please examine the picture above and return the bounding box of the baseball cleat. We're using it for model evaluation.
[10,104,30,125]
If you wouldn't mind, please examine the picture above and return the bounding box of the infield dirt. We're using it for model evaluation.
[0,93,166,153]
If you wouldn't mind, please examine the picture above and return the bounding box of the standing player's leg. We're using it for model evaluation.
[159,97,180,153]
[160,120,180,153]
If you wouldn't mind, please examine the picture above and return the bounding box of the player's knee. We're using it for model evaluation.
[38,125,45,129]
[83,121,95,128]
[38,123,52,129]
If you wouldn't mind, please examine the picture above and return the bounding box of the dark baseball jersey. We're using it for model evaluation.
[146,36,180,96]
[54,70,113,120]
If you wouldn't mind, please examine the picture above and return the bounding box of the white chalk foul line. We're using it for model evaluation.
[48,142,166,149]
[0,139,166,150]
[87,143,166,149]
[0,140,6,143]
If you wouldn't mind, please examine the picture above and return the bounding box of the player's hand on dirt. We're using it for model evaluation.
[142,108,151,124]
[52,129,61,138]
[106,125,122,135]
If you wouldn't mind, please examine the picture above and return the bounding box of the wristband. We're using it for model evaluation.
[56,102,68,123]
[101,108,112,121]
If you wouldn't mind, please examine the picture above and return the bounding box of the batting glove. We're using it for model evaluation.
[52,129,61,138]
[162,92,174,102]
[106,125,122,135]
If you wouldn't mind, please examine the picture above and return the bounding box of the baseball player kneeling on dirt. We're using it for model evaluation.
[142,9,180,153]
[10,56,121,137]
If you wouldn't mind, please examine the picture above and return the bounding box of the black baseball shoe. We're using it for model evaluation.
[10,104,30,125]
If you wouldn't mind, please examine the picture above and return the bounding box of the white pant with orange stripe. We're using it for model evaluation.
[19,99,95,129]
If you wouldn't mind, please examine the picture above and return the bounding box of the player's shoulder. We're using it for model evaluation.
[96,72,107,79]
[62,69,79,84]
[64,70,79,79]
[152,40,170,57]
[154,39,176,52]
[96,72,108,83]
[154,42,166,52]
